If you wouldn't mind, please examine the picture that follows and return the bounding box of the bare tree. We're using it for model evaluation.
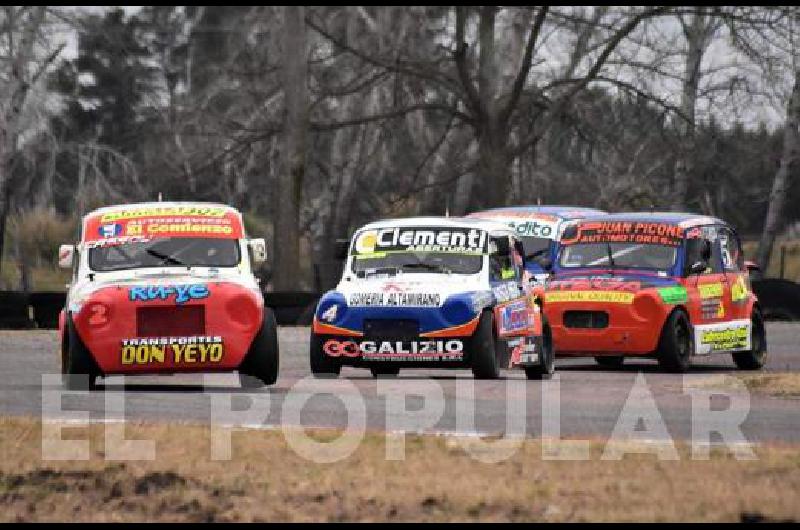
[757,72,800,274]
[0,6,65,273]
[272,6,308,290]
[671,9,721,210]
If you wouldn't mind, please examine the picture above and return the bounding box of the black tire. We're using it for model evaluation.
[370,366,400,378]
[656,309,693,373]
[238,308,280,388]
[63,315,100,391]
[525,318,555,380]
[594,356,625,369]
[471,311,500,380]
[732,309,768,370]
[309,331,341,378]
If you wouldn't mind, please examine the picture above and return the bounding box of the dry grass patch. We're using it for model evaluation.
[687,372,800,398]
[0,416,799,522]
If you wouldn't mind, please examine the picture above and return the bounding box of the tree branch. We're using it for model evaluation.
[501,6,549,124]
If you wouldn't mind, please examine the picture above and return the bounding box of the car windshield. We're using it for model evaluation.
[559,242,677,270]
[88,237,240,271]
[352,251,483,276]
[520,236,551,258]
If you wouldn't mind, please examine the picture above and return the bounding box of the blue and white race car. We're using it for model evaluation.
[310,217,554,379]
[468,205,606,283]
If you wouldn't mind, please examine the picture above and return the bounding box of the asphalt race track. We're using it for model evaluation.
[1,323,799,443]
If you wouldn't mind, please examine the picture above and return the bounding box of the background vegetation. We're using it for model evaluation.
[2,6,799,291]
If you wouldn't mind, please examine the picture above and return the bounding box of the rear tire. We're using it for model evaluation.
[594,356,625,369]
[471,311,500,380]
[525,318,555,380]
[732,309,767,370]
[309,331,341,378]
[370,366,400,378]
[656,309,693,373]
[238,308,280,388]
[63,315,100,391]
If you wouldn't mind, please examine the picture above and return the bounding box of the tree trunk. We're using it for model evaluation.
[755,71,800,276]
[272,6,308,291]
[477,128,511,208]
[672,13,715,211]
[452,140,479,215]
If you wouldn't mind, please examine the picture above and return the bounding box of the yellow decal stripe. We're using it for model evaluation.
[544,291,635,304]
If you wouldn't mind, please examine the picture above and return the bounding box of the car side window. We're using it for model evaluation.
[490,236,518,282]
[719,227,743,272]
[700,225,724,274]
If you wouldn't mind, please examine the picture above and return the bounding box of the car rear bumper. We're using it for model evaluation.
[71,282,263,374]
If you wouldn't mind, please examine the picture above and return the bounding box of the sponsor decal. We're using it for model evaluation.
[492,282,520,303]
[694,320,750,354]
[497,300,530,335]
[347,292,440,307]
[549,278,641,292]
[121,336,223,365]
[323,339,464,361]
[698,283,723,299]
[129,284,210,305]
[100,206,228,222]
[507,219,556,239]
[99,223,123,238]
[124,219,234,237]
[562,221,684,247]
[352,226,488,255]
[84,209,243,242]
[508,336,538,366]
[686,227,702,239]
[701,298,724,320]
[84,236,152,249]
[321,304,338,323]
[544,291,635,304]
[731,275,749,303]
[657,286,688,304]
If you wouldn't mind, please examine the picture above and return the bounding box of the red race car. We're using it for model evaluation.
[539,213,767,372]
[57,202,278,389]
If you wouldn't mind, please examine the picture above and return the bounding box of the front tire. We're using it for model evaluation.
[471,311,500,380]
[525,318,555,380]
[63,315,100,391]
[656,309,693,373]
[238,308,280,388]
[309,331,341,378]
[732,309,767,370]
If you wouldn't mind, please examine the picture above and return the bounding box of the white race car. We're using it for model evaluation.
[310,217,554,379]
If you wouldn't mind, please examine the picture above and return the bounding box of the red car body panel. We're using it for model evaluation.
[71,282,262,374]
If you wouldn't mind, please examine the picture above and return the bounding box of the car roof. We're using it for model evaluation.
[574,211,726,228]
[468,205,607,221]
[358,216,515,235]
[85,201,240,218]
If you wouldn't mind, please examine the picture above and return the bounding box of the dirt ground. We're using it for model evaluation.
[687,372,800,398]
[1,417,799,522]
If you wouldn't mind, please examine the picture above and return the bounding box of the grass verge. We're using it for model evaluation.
[687,372,800,398]
[1,416,799,522]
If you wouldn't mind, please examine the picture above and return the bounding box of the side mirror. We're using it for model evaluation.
[58,244,75,269]
[249,238,267,264]
[334,239,350,260]
[688,260,708,275]
[744,260,761,274]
